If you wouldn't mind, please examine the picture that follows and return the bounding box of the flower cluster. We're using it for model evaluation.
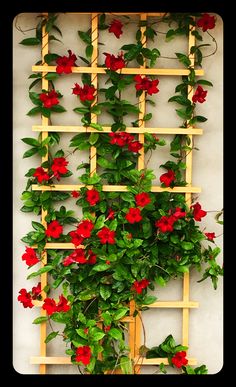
[43,295,70,315]
[18,283,41,308]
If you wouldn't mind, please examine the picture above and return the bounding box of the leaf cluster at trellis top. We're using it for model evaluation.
[17,12,223,374]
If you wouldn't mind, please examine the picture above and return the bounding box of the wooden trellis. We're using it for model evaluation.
[29,12,204,373]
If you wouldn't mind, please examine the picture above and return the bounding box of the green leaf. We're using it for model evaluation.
[108,328,123,340]
[113,308,129,320]
[32,221,45,232]
[142,295,157,305]
[27,106,42,116]
[121,192,134,202]
[41,107,51,118]
[94,215,106,230]
[168,95,191,106]
[92,331,106,341]
[76,328,88,339]
[77,289,95,301]
[33,316,48,324]
[143,113,152,121]
[191,30,203,41]
[193,115,208,122]
[120,356,132,374]
[100,285,111,300]
[23,147,38,158]
[86,44,93,58]
[92,263,110,272]
[22,137,40,147]
[44,331,59,343]
[89,132,99,145]
[196,79,213,87]
[45,72,60,80]
[20,37,41,46]
[175,53,191,67]
[44,53,60,64]
[155,276,166,287]
[109,219,118,231]
[86,357,96,373]
[51,105,66,113]
[78,30,91,44]
[181,241,194,250]
[90,123,104,131]
[27,265,53,279]
[51,312,68,323]
[166,29,176,40]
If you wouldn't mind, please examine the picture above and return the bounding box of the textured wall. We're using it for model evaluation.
[13,13,223,374]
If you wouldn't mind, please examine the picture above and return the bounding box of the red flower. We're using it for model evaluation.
[75,346,92,366]
[18,289,34,308]
[31,282,41,299]
[69,230,84,246]
[135,192,151,207]
[84,327,89,334]
[134,75,159,95]
[155,215,175,233]
[45,220,63,239]
[128,141,143,153]
[42,297,57,315]
[191,202,207,221]
[39,90,59,108]
[106,260,111,265]
[109,132,134,147]
[86,189,100,206]
[192,85,207,103]
[33,167,50,184]
[72,83,96,102]
[51,157,68,180]
[22,247,40,266]
[97,227,116,244]
[133,279,149,294]
[107,208,115,220]
[125,208,142,224]
[56,295,70,313]
[160,170,176,187]
[205,232,216,241]
[63,249,87,266]
[104,325,111,332]
[56,50,77,74]
[88,250,97,265]
[77,219,94,238]
[172,351,188,368]
[104,52,125,71]
[108,19,123,38]
[172,207,186,220]
[197,13,216,32]
[71,191,80,198]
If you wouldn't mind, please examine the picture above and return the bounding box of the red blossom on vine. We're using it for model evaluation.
[33,167,50,184]
[75,346,92,365]
[160,170,176,187]
[135,192,151,207]
[18,289,34,308]
[56,295,71,312]
[31,282,41,299]
[108,19,123,38]
[56,50,77,74]
[45,220,63,239]
[51,157,69,180]
[197,13,216,32]
[77,219,94,238]
[125,208,142,224]
[86,189,100,206]
[39,90,59,108]
[171,351,188,368]
[134,75,159,95]
[191,202,207,221]
[63,248,87,266]
[107,208,115,220]
[97,227,116,244]
[172,207,186,220]
[22,247,40,266]
[205,232,216,241]
[192,85,207,103]
[42,297,57,315]
[109,132,134,146]
[69,230,84,246]
[72,83,96,102]
[87,250,97,264]
[128,141,143,153]
[133,279,149,294]
[104,52,125,71]
[71,191,80,198]
[155,215,175,233]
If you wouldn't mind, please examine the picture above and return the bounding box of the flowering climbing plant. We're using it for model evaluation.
[17,12,223,374]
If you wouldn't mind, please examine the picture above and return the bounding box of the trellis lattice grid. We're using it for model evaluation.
[29,12,204,374]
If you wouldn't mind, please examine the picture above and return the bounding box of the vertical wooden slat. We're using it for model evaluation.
[182,24,196,348]
[133,13,148,374]
[90,13,98,177]
[137,13,147,171]
[39,17,49,374]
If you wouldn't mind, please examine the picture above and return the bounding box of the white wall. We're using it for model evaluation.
[13,13,223,374]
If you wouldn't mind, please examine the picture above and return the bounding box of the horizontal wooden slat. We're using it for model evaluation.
[32,243,75,249]
[66,12,167,16]
[30,356,197,366]
[32,184,201,193]
[32,65,204,76]
[32,125,203,135]
[134,357,197,366]
[147,301,199,308]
